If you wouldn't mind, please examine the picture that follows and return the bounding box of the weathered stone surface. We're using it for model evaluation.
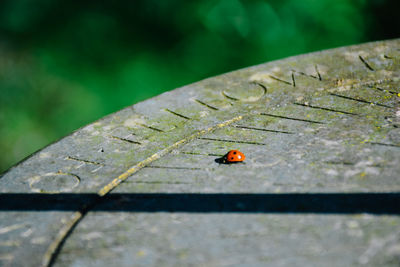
[1,39,400,266]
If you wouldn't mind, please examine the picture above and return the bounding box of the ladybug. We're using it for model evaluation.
[225,150,245,163]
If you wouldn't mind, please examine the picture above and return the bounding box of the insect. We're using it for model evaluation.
[225,150,245,163]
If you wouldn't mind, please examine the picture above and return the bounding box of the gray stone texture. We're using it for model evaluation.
[1,39,400,266]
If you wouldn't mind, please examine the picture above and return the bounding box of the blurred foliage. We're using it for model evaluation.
[0,0,399,173]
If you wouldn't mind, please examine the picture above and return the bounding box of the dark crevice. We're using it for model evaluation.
[198,137,267,145]
[65,156,104,165]
[232,125,294,134]
[259,113,325,124]
[164,109,192,120]
[329,93,393,108]
[194,99,219,111]
[293,103,358,115]
[359,55,375,71]
[109,136,142,145]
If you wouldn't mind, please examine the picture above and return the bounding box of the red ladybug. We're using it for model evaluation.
[225,150,245,163]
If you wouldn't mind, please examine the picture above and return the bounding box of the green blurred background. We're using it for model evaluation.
[0,0,398,173]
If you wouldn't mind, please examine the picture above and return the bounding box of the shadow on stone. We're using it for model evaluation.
[1,193,399,215]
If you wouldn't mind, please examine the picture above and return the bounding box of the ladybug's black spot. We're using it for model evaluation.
[231,157,234,160]
[233,151,237,154]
